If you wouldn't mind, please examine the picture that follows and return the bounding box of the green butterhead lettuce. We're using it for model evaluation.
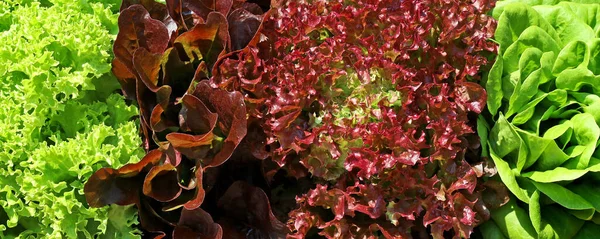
[0,0,143,238]
[481,1,600,238]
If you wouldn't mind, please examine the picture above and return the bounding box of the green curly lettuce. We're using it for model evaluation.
[0,0,143,238]
[480,1,600,238]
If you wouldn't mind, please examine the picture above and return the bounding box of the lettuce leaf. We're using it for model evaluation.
[482,1,600,237]
[0,0,143,238]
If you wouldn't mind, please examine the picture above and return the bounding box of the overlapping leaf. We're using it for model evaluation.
[480,1,600,238]
[86,0,511,238]
[210,0,504,237]
[84,0,286,238]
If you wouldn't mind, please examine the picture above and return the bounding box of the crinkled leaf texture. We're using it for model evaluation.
[480,1,600,238]
[0,0,143,238]
[211,0,503,238]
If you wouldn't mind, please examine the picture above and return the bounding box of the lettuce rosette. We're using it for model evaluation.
[479,1,600,238]
[0,0,143,238]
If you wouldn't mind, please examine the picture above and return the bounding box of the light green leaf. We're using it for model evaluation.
[533,5,596,46]
[503,26,561,74]
[488,55,505,116]
[490,114,521,159]
[0,1,142,238]
[532,181,594,210]
[552,41,589,74]
[555,68,599,93]
[529,190,556,238]
[512,92,547,126]
[588,38,600,75]
[563,113,600,169]
[490,198,537,239]
[516,128,551,170]
[522,167,588,182]
[494,3,562,53]
[542,120,572,139]
[490,148,531,203]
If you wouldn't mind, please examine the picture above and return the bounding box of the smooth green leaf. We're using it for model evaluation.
[506,48,543,118]
[570,183,600,211]
[529,190,556,238]
[574,223,600,239]
[478,220,508,239]
[488,55,505,116]
[588,38,600,75]
[532,181,594,210]
[494,3,561,53]
[516,128,551,170]
[555,68,599,93]
[552,41,589,74]
[490,198,537,239]
[568,208,595,221]
[490,114,522,159]
[533,5,596,46]
[490,148,531,203]
[522,167,588,182]
[563,113,600,169]
[543,205,587,238]
[503,26,561,74]
[478,115,490,157]
[488,2,600,237]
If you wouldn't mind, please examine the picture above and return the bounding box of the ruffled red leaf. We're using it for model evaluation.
[143,164,183,202]
[182,164,206,210]
[114,5,169,72]
[174,12,230,67]
[191,80,247,167]
[166,132,214,160]
[85,150,164,207]
[173,208,222,238]
[217,181,288,238]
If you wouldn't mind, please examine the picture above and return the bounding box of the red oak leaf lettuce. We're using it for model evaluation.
[209,0,507,238]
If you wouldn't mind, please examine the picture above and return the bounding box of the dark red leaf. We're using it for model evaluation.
[454,81,487,114]
[166,0,186,30]
[120,0,169,21]
[112,58,137,100]
[160,47,197,94]
[174,11,230,68]
[481,180,510,210]
[173,208,223,239]
[184,0,233,22]
[228,3,263,51]
[133,47,163,90]
[182,164,206,210]
[143,164,183,202]
[191,81,247,167]
[150,104,180,132]
[114,5,170,73]
[84,150,163,207]
[166,132,214,160]
[179,94,218,134]
[217,181,288,238]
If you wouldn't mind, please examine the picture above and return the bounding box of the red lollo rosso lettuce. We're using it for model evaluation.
[211,0,508,238]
